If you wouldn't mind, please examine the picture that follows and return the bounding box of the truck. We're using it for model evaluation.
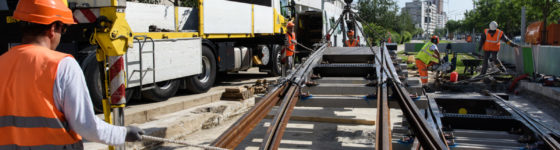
[0,0,293,112]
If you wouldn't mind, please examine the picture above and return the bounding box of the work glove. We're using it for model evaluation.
[125,126,145,142]
[291,39,298,45]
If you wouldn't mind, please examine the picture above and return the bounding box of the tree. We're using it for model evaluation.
[434,28,446,38]
[357,0,419,43]
[527,0,560,44]
[445,20,461,33]
[459,0,560,41]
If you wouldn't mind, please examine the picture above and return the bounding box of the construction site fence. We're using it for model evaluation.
[404,42,477,53]
[499,44,560,76]
[405,42,560,76]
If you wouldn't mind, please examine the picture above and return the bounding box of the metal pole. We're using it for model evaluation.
[520,6,526,45]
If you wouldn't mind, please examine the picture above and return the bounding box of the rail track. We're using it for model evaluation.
[210,3,560,149]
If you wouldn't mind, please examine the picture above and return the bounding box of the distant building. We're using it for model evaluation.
[435,0,443,13]
[436,12,447,28]
[402,0,447,37]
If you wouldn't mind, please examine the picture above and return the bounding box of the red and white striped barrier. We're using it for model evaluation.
[108,56,126,104]
[73,8,99,23]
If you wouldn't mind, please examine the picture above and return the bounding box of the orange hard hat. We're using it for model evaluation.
[13,0,75,25]
[431,35,439,44]
[287,21,295,28]
[348,30,354,36]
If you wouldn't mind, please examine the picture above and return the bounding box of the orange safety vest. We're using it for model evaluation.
[285,32,296,56]
[482,29,503,51]
[345,39,359,47]
[0,44,82,149]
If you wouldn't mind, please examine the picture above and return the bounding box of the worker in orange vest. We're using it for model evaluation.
[345,30,359,47]
[282,21,297,77]
[0,0,144,148]
[478,21,520,75]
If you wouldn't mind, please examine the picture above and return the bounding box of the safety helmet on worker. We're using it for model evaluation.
[489,21,498,31]
[287,21,295,28]
[13,0,75,25]
[347,30,355,36]
[431,35,439,44]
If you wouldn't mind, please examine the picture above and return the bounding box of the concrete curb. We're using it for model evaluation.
[518,81,560,105]
[98,90,225,126]
[86,97,255,150]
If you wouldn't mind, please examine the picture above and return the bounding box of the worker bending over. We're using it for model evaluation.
[415,35,441,85]
[0,0,144,149]
[282,21,297,77]
[345,30,359,47]
[478,21,520,74]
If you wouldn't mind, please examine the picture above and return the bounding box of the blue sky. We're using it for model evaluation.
[395,0,474,21]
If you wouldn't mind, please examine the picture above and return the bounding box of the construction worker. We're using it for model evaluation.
[478,21,520,74]
[282,21,297,76]
[345,30,359,47]
[415,35,441,84]
[0,0,144,149]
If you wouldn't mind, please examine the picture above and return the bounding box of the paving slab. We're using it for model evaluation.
[297,95,427,109]
[110,90,224,126]
[85,98,255,150]
[158,107,409,150]
[451,129,526,150]
[303,83,376,95]
[518,81,560,105]
[314,77,371,84]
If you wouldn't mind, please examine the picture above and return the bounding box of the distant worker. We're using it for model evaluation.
[0,0,144,149]
[345,30,359,47]
[478,21,520,74]
[415,35,441,84]
[466,35,472,43]
[282,21,297,77]
[387,31,392,43]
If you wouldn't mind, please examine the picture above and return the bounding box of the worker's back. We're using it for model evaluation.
[0,44,83,148]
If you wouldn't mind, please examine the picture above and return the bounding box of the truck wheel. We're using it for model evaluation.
[185,46,216,93]
[83,54,134,112]
[268,44,282,76]
[141,79,180,102]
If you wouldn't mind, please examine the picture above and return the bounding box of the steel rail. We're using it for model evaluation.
[259,43,327,150]
[390,79,448,150]
[379,44,447,149]
[212,42,328,149]
[483,91,560,149]
[348,8,445,149]
[375,75,392,150]
[260,85,300,150]
[212,84,287,149]
[374,43,392,150]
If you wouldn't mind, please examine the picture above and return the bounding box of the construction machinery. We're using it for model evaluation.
[525,21,560,45]
[0,0,297,112]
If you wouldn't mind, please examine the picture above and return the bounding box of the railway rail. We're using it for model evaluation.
[210,2,560,150]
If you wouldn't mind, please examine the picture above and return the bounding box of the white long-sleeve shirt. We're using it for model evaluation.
[52,57,127,146]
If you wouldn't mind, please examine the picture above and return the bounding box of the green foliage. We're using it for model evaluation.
[445,20,461,33]
[179,0,198,7]
[357,0,420,44]
[402,31,412,43]
[434,28,446,38]
[363,23,387,45]
[458,0,560,36]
